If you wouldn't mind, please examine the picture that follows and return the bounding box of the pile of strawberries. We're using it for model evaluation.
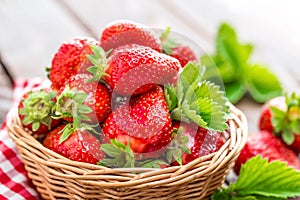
[234,94,300,173]
[18,20,229,168]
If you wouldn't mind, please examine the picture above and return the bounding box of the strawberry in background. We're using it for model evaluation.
[234,130,300,174]
[259,93,300,153]
[100,19,162,52]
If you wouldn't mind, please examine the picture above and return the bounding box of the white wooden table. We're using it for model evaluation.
[1,0,300,133]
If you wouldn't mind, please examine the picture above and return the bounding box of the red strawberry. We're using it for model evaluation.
[169,121,224,165]
[18,89,61,136]
[49,37,99,90]
[259,96,286,133]
[61,73,111,123]
[168,46,198,68]
[234,130,300,174]
[102,86,173,154]
[100,20,162,52]
[43,124,105,164]
[259,94,300,153]
[160,27,198,67]
[104,44,181,96]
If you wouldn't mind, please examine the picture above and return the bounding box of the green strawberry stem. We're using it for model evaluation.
[53,85,98,143]
[166,127,191,165]
[98,139,135,168]
[86,44,110,82]
[19,90,57,131]
[164,62,229,132]
[271,92,300,145]
[99,139,168,168]
[160,26,178,55]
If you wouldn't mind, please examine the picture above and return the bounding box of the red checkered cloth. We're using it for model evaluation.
[0,78,51,200]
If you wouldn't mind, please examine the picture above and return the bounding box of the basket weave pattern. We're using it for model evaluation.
[7,104,247,200]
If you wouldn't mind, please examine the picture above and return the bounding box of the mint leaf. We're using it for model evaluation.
[247,65,283,103]
[216,23,252,72]
[202,22,282,104]
[233,156,300,198]
[225,81,246,104]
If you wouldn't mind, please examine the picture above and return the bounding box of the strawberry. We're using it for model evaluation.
[43,124,105,164]
[234,130,300,174]
[100,20,162,52]
[167,121,224,165]
[18,89,61,136]
[102,86,173,154]
[49,37,99,90]
[103,44,181,96]
[60,73,111,123]
[160,27,198,67]
[259,94,300,153]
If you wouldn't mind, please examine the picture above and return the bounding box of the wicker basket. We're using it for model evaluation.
[6,104,247,200]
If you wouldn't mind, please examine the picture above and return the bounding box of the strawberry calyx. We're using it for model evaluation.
[271,93,300,145]
[98,139,135,168]
[164,62,229,132]
[160,26,178,55]
[53,85,98,143]
[166,127,191,165]
[19,90,57,131]
[99,139,168,168]
[86,44,110,83]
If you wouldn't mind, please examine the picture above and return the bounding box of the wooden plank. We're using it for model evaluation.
[168,0,300,87]
[0,0,90,79]
[59,0,212,50]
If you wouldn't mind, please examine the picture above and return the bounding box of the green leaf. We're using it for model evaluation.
[253,196,284,200]
[233,156,300,198]
[225,81,246,104]
[216,23,252,72]
[182,81,228,131]
[281,129,295,145]
[87,66,98,74]
[137,159,168,168]
[160,27,178,55]
[32,121,40,132]
[270,106,286,134]
[86,45,108,82]
[178,62,205,91]
[212,156,300,199]
[101,143,123,158]
[186,99,209,125]
[211,188,233,200]
[59,124,74,143]
[247,65,283,103]
[203,22,282,104]
[99,139,135,168]
[164,85,178,112]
